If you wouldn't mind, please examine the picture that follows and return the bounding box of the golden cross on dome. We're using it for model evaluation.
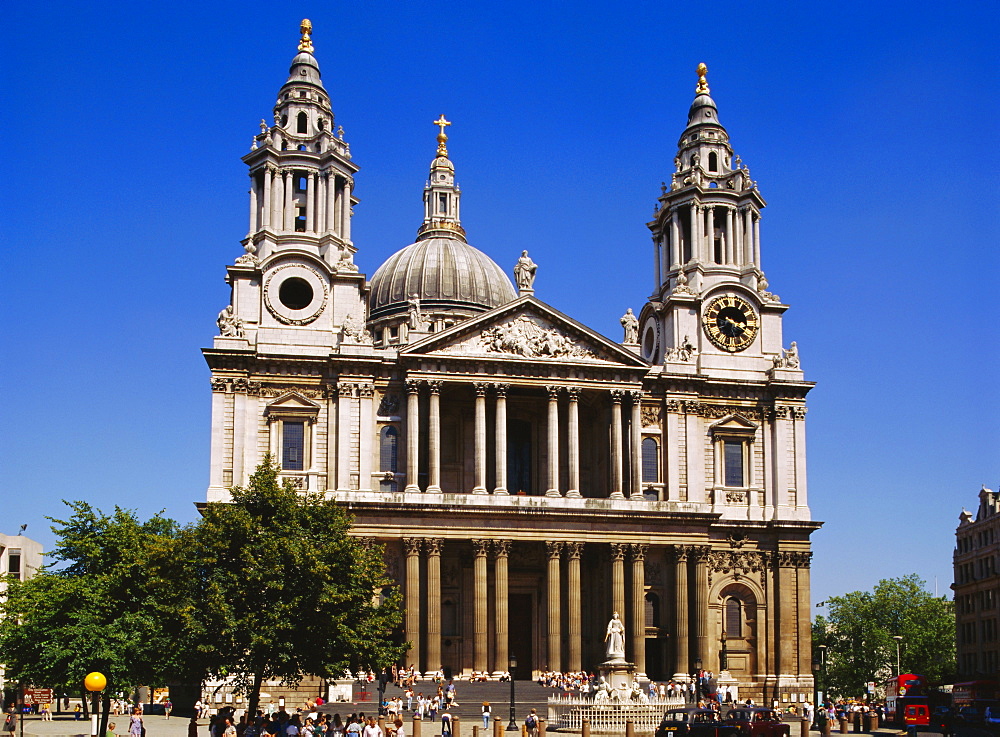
[434,115,451,156]
[696,62,710,95]
[299,19,314,53]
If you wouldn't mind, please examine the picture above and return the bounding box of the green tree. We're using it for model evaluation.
[0,503,183,733]
[813,574,955,699]
[172,456,404,716]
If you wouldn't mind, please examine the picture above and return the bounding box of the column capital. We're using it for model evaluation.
[403,538,423,556]
[425,538,443,556]
[566,386,581,400]
[474,381,489,397]
[426,379,442,395]
[545,384,561,399]
[405,379,421,395]
[565,541,584,560]
[492,539,511,558]
[669,544,690,563]
[628,389,643,402]
[358,383,375,398]
[472,539,490,556]
[691,545,712,563]
[493,382,510,397]
[338,382,355,397]
[610,389,624,403]
[610,542,628,561]
[630,543,648,561]
[546,541,564,559]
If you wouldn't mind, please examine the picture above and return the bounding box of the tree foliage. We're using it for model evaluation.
[0,458,403,720]
[813,574,955,698]
[0,502,183,694]
[167,456,404,715]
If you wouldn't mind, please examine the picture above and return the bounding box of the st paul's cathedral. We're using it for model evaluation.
[203,20,820,703]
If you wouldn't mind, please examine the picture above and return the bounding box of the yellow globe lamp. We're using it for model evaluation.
[84,672,107,692]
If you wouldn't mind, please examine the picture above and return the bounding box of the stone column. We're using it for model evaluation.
[629,391,643,499]
[358,384,374,492]
[671,546,690,679]
[332,177,342,237]
[653,238,661,291]
[630,544,648,675]
[753,214,761,269]
[342,178,353,242]
[566,387,581,497]
[705,205,715,261]
[317,173,327,234]
[546,541,563,672]
[545,385,561,497]
[284,169,294,231]
[566,542,584,671]
[726,207,735,263]
[272,168,284,231]
[797,554,813,676]
[426,538,443,675]
[473,383,488,493]
[671,211,681,266]
[473,539,489,673]
[735,207,744,265]
[248,172,258,235]
[306,171,316,232]
[427,381,442,493]
[689,203,699,263]
[262,166,272,229]
[337,383,353,491]
[610,543,627,624]
[610,390,624,499]
[743,208,753,265]
[492,540,510,677]
[404,380,421,492]
[493,384,509,494]
[778,553,795,681]
[404,538,422,671]
[693,546,710,669]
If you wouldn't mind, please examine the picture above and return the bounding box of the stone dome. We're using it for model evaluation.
[368,236,516,319]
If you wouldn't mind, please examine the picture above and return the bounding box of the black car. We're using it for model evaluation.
[656,707,739,737]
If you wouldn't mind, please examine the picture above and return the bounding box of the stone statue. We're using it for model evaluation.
[337,247,359,273]
[773,341,800,369]
[513,250,537,291]
[341,314,372,344]
[677,335,696,362]
[407,294,425,331]
[217,305,244,338]
[620,308,639,344]
[604,611,626,661]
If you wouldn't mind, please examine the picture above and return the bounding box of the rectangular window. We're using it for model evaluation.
[7,551,21,579]
[282,421,305,471]
[724,440,744,487]
[438,193,447,213]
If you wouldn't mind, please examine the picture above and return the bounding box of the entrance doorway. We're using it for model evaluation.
[508,419,533,495]
[509,593,534,676]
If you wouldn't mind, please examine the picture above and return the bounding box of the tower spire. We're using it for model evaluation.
[418,116,466,241]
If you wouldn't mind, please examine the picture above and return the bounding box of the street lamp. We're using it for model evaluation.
[818,645,827,706]
[506,655,518,731]
[694,658,703,703]
[720,631,729,672]
[892,636,903,676]
[84,672,107,737]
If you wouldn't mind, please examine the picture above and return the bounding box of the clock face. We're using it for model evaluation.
[702,295,759,352]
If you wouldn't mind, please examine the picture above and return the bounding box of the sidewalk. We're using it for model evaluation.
[12,714,197,737]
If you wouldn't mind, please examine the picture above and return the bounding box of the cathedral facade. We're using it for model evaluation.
[204,22,819,702]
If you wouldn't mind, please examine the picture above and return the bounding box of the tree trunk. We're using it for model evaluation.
[247,672,264,720]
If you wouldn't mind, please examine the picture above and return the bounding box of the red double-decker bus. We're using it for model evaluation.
[884,674,929,726]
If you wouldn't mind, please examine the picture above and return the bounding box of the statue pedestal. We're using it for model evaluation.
[716,670,738,704]
[598,659,636,692]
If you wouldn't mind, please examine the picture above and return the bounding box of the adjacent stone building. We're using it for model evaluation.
[955,486,1000,678]
[0,532,44,697]
[203,22,820,702]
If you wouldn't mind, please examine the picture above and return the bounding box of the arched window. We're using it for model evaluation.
[708,151,719,172]
[297,112,308,134]
[726,597,742,637]
[641,437,658,483]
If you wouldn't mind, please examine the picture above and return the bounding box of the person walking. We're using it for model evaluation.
[481,702,491,731]
[165,700,173,720]
[524,709,539,737]
[129,707,144,737]
[5,708,17,737]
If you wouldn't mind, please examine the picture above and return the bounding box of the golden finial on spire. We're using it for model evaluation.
[434,114,452,157]
[696,63,710,95]
[298,19,314,53]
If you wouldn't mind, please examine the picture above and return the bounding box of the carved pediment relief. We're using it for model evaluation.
[402,297,649,367]
[264,392,321,417]
[708,413,758,433]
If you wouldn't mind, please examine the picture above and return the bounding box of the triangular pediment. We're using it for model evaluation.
[708,413,758,432]
[401,296,649,368]
[264,392,321,414]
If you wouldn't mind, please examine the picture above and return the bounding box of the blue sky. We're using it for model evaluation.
[2,1,997,607]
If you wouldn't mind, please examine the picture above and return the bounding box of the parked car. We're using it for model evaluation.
[723,707,791,737]
[957,706,983,725]
[982,706,1000,726]
[930,706,952,732]
[656,707,740,737]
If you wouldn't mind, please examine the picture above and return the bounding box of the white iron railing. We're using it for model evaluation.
[547,695,686,732]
